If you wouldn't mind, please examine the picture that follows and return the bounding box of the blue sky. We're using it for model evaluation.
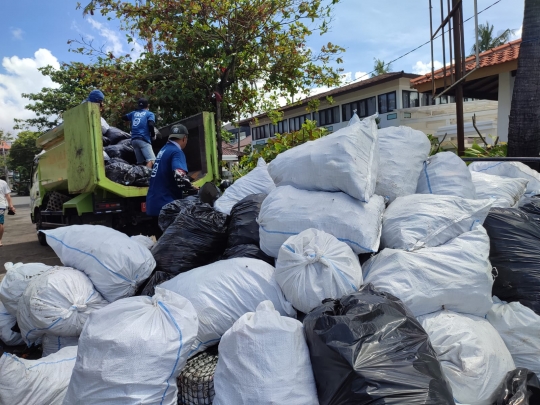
[0,0,525,134]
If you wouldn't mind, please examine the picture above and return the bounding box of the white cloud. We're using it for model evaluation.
[511,25,522,40]
[11,28,23,40]
[0,49,60,134]
[87,17,124,55]
[354,71,369,81]
[412,60,443,75]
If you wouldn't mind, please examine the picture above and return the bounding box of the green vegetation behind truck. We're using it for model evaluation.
[30,102,219,245]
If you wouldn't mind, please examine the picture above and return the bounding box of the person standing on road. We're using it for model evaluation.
[145,124,198,235]
[122,98,157,168]
[0,175,15,247]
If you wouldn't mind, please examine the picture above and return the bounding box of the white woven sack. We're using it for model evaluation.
[469,161,540,196]
[17,267,108,345]
[375,126,431,202]
[275,228,362,313]
[471,171,529,208]
[381,194,492,251]
[0,262,52,316]
[419,310,515,405]
[42,334,79,357]
[214,158,275,215]
[160,258,296,356]
[130,234,155,249]
[0,300,23,345]
[416,151,477,198]
[43,225,156,302]
[0,345,77,405]
[213,301,318,405]
[63,287,198,405]
[364,226,493,317]
[268,115,379,202]
[259,185,384,258]
[487,297,540,377]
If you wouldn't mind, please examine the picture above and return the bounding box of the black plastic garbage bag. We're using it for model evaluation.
[493,368,540,405]
[227,193,267,248]
[105,161,132,185]
[107,157,130,165]
[518,196,540,224]
[151,202,228,276]
[158,198,199,232]
[303,284,455,405]
[221,244,274,265]
[124,165,151,187]
[136,271,174,297]
[104,127,130,145]
[102,136,111,147]
[483,208,540,315]
[104,143,137,164]
[117,138,132,147]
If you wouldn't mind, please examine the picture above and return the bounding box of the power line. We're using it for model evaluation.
[342,0,505,85]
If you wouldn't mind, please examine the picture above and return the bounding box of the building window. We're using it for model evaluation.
[402,90,419,108]
[252,125,269,140]
[315,106,340,127]
[342,96,376,121]
[289,113,311,132]
[269,120,288,137]
[378,91,396,114]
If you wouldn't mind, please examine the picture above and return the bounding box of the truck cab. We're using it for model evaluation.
[30,102,219,244]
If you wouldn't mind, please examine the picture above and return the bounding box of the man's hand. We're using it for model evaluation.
[174,169,193,191]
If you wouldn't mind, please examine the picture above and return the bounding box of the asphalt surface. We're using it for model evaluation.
[1,195,63,272]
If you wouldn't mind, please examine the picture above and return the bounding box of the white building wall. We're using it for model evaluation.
[497,71,515,142]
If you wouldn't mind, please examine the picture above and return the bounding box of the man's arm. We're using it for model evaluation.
[148,120,156,140]
[121,114,130,121]
[5,193,15,211]
[172,151,197,191]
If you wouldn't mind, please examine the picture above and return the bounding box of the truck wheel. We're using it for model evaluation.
[37,231,48,247]
[35,209,48,246]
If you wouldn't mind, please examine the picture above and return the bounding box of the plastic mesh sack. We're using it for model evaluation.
[469,161,540,196]
[416,151,477,198]
[177,348,218,405]
[303,284,455,405]
[472,171,528,208]
[63,288,198,405]
[0,301,23,346]
[267,115,379,202]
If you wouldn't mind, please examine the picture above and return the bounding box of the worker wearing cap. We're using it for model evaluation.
[83,89,110,135]
[122,98,157,168]
[145,124,197,219]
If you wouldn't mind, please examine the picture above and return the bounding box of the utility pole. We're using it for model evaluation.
[452,0,465,156]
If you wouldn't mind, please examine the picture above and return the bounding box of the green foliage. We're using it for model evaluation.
[471,21,514,55]
[232,119,328,179]
[464,140,507,158]
[371,58,392,77]
[7,131,41,181]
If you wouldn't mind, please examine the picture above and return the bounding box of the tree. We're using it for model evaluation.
[371,58,392,77]
[507,1,540,161]
[471,21,513,54]
[7,131,41,182]
[79,0,344,166]
[0,130,13,182]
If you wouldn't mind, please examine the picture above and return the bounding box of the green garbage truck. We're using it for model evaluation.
[30,102,219,245]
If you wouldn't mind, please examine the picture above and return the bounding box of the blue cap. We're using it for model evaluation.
[87,90,105,103]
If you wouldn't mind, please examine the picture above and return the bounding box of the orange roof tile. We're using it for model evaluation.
[411,39,521,86]
[0,141,10,150]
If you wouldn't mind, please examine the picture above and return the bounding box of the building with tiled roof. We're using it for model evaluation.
[411,39,521,142]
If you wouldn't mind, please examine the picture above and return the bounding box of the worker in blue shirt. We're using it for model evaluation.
[146,124,198,219]
[122,98,156,168]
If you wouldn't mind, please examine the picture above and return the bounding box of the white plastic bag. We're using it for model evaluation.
[375,126,431,202]
[419,310,515,405]
[268,115,379,202]
[0,301,23,346]
[101,116,110,135]
[469,161,540,196]
[487,297,540,377]
[364,226,493,317]
[42,334,79,357]
[63,287,198,405]
[416,151,477,199]
[17,267,108,345]
[0,262,52,316]
[275,228,362,313]
[213,301,318,405]
[259,185,384,257]
[0,345,78,405]
[160,258,296,356]
[214,158,275,215]
[381,194,492,250]
[43,225,156,302]
[130,234,155,250]
[471,171,529,208]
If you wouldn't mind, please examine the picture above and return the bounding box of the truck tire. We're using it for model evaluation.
[37,231,48,247]
[34,209,48,246]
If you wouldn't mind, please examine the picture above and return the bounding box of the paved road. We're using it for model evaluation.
[1,195,62,272]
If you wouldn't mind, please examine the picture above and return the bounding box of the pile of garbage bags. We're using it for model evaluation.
[102,127,152,187]
[2,113,540,405]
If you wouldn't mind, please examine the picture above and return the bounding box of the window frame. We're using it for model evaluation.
[402,90,419,108]
[378,91,397,114]
[341,96,376,121]
[315,106,340,127]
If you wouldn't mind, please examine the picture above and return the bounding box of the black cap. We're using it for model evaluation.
[138,98,149,108]
[169,124,189,139]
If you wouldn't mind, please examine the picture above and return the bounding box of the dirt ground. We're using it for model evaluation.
[1,196,63,272]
